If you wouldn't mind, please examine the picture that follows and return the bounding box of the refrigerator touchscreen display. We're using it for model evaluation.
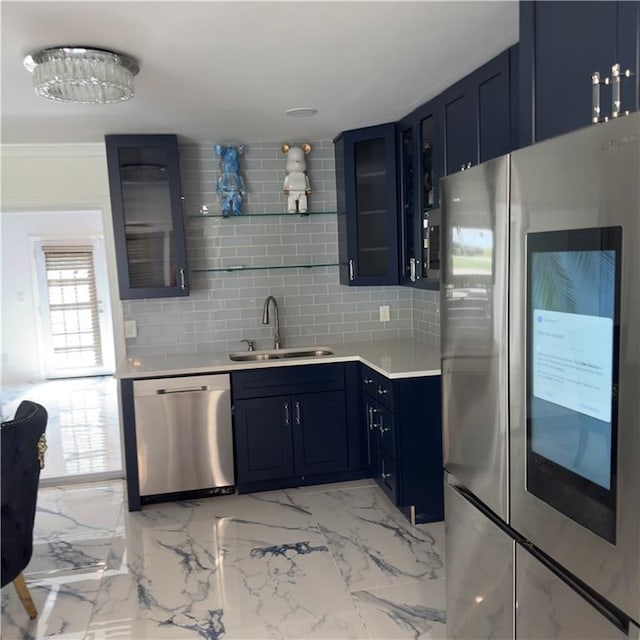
[526,227,621,543]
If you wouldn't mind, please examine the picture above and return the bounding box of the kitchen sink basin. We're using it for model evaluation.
[281,349,334,358]
[228,352,282,361]
[228,347,334,362]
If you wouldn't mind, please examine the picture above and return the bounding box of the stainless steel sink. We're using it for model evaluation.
[282,349,334,358]
[228,347,334,362]
[228,352,282,361]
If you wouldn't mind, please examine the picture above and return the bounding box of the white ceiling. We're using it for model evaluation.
[1,1,519,145]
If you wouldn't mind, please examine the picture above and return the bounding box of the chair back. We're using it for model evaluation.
[1,400,48,588]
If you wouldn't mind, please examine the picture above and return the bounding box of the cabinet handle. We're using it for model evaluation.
[592,71,602,123]
[294,401,301,425]
[466,162,472,170]
[612,64,621,118]
[284,402,290,426]
[409,257,416,282]
[368,406,378,430]
[349,259,354,281]
[179,267,186,289]
[591,70,618,124]
[460,164,466,172]
[611,63,633,118]
[364,377,373,384]
[377,386,388,395]
[381,471,391,480]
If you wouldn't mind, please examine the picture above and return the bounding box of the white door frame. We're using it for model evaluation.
[33,235,116,378]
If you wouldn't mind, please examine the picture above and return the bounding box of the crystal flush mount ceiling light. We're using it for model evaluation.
[23,46,140,104]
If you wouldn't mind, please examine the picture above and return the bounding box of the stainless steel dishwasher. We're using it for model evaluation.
[133,374,234,497]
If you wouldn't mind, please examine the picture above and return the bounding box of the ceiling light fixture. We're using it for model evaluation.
[285,108,319,118]
[23,46,139,104]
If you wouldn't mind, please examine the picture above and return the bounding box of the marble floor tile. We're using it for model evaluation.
[265,612,370,640]
[419,520,445,556]
[1,479,448,640]
[301,485,445,592]
[27,482,124,578]
[218,535,368,639]
[296,478,377,494]
[93,493,366,639]
[1,376,121,482]
[1,574,102,640]
[352,579,447,639]
[184,489,321,536]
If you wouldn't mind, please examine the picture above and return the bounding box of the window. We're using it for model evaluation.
[35,240,114,378]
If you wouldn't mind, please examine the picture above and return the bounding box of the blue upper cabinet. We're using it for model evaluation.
[519,1,640,146]
[335,123,399,286]
[441,48,514,176]
[105,134,189,299]
[397,97,442,289]
[335,47,516,289]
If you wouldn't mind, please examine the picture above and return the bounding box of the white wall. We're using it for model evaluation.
[2,211,105,383]
[0,144,125,385]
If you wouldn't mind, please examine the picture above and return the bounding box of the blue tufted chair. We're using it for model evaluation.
[1,400,48,619]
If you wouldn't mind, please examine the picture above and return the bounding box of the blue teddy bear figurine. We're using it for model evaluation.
[214,144,246,216]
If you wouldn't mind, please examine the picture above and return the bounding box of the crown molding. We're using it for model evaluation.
[1,143,105,159]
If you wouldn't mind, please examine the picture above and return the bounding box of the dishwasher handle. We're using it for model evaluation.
[156,385,209,395]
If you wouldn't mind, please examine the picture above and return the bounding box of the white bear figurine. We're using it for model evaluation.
[282,143,311,213]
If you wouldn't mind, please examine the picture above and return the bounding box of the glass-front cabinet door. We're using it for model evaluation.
[399,121,417,284]
[398,98,441,289]
[105,134,189,299]
[335,123,398,286]
[420,111,441,285]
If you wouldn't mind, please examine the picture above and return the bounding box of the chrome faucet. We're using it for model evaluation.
[241,339,255,351]
[262,296,281,349]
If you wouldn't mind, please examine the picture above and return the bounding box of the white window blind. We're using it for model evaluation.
[42,246,104,370]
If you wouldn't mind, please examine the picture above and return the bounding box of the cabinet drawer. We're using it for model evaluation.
[232,363,344,399]
[379,450,398,504]
[375,376,394,410]
[362,367,377,398]
[377,406,396,458]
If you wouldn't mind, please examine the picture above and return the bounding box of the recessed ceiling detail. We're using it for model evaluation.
[285,108,319,118]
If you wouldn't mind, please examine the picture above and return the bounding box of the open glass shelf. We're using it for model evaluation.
[190,207,338,219]
[192,262,340,274]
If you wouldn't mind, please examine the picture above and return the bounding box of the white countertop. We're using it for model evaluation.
[116,339,441,380]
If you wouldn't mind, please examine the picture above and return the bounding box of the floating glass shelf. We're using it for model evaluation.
[190,209,338,219]
[192,262,340,273]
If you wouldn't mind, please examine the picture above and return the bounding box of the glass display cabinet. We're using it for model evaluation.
[105,134,189,299]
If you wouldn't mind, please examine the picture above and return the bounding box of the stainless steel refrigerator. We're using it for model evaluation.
[441,113,640,639]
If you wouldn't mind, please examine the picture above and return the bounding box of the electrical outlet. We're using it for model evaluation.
[379,305,390,322]
[124,320,138,339]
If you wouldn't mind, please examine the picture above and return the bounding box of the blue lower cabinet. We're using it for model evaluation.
[292,391,348,476]
[378,449,399,504]
[363,395,380,477]
[232,363,367,493]
[234,396,294,484]
[361,365,443,524]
